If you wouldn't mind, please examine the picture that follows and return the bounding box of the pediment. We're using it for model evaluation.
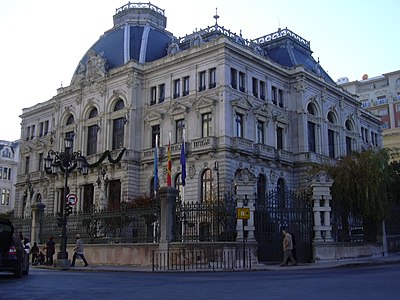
[167,102,189,116]
[20,145,31,154]
[192,96,217,110]
[33,140,46,151]
[144,110,164,122]
[253,103,272,117]
[231,97,253,111]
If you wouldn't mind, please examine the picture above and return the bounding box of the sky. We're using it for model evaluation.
[0,0,399,141]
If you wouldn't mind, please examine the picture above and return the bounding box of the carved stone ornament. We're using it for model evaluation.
[189,164,196,179]
[233,168,257,185]
[294,75,307,93]
[167,42,180,55]
[71,50,108,86]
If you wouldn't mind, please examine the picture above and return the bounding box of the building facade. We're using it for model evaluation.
[15,3,383,219]
[338,71,400,151]
[0,140,19,214]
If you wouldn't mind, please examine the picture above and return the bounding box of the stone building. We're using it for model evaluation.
[338,71,400,151]
[15,2,382,222]
[0,140,19,214]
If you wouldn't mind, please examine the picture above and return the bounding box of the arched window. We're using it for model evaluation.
[257,174,267,203]
[66,114,74,125]
[327,111,336,124]
[327,112,337,158]
[112,99,125,150]
[89,107,98,119]
[307,103,317,115]
[114,99,125,111]
[201,169,213,203]
[345,119,353,131]
[307,103,318,152]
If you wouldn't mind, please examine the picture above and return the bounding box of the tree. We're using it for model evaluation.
[322,149,395,241]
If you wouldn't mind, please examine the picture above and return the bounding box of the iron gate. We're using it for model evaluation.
[255,188,313,263]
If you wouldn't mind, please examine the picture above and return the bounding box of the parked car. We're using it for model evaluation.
[0,217,29,278]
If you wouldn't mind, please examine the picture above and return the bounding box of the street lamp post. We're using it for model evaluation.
[44,136,88,267]
[214,161,220,237]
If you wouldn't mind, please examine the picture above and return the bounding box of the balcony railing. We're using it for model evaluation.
[192,137,217,152]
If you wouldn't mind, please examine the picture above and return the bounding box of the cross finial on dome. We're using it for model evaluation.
[214,8,219,25]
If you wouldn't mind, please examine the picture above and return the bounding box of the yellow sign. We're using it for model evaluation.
[237,208,250,220]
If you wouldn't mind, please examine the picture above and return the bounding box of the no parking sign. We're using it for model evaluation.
[66,193,78,206]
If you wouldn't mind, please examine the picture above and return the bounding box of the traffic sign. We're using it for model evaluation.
[237,207,250,220]
[66,193,78,206]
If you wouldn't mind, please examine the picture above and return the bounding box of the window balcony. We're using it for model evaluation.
[192,137,217,153]
[231,137,253,154]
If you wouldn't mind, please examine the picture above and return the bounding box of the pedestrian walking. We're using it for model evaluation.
[45,236,55,266]
[280,227,297,266]
[70,234,88,267]
[31,242,40,264]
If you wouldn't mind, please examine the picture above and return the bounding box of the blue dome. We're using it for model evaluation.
[71,3,173,84]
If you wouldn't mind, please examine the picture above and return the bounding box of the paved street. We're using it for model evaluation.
[0,263,399,300]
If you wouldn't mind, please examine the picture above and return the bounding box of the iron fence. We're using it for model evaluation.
[175,198,236,242]
[152,247,252,271]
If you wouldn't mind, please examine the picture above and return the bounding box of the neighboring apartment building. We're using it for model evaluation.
[14,2,382,218]
[338,70,400,150]
[0,140,19,214]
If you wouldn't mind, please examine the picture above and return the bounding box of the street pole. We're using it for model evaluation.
[58,152,69,261]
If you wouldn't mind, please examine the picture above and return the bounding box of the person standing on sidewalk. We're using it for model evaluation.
[45,236,55,266]
[280,227,297,266]
[71,234,88,267]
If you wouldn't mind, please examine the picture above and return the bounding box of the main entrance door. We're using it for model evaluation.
[255,188,313,262]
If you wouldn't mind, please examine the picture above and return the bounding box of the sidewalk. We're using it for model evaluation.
[34,252,400,273]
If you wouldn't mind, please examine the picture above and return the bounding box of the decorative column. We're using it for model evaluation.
[233,168,258,265]
[311,171,334,242]
[158,187,178,250]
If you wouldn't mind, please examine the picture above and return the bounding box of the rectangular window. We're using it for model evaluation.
[1,189,5,205]
[87,125,98,155]
[39,122,44,137]
[256,120,264,144]
[272,86,277,105]
[199,71,206,91]
[6,189,9,205]
[230,68,237,89]
[276,127,283,150]
[2,167,7,179]
[361,100,369,108]
[235,113,244,138]
[377,108,388,116]
[239,72,245,92]
[397,92,400,101]
[396,104,400,112]
[376,95,387,105]
[176,119,185,143]
[26,126,30,141]
[260,81,266,100]
[308,122,316,152]
[278,89,284,108]
[25,156,30,174]
[328,129,335,158]
[158,84,165,103]
[209,68,216,89]
[31,125,35,139]
[202,113,212,138]
[0,167,2,179]
[346,137,352,155]
[150,86,157,105]
[112,118,124,150]
[44,121,49,135]
[66,131,74,149]
[151,125,160,148]
[252,78,258,98]
[173,79,180,99]
[183,76,189,96]
[38,153,43,171]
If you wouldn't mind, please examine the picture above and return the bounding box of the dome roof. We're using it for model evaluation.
[71,3,173,85]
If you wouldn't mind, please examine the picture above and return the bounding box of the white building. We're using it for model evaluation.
[15,3,382,218]
[0,140,19,214]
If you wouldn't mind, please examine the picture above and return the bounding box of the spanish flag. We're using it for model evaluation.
[167,132,172,186]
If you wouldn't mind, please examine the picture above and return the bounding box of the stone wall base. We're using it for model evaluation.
[313,242,383,263]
